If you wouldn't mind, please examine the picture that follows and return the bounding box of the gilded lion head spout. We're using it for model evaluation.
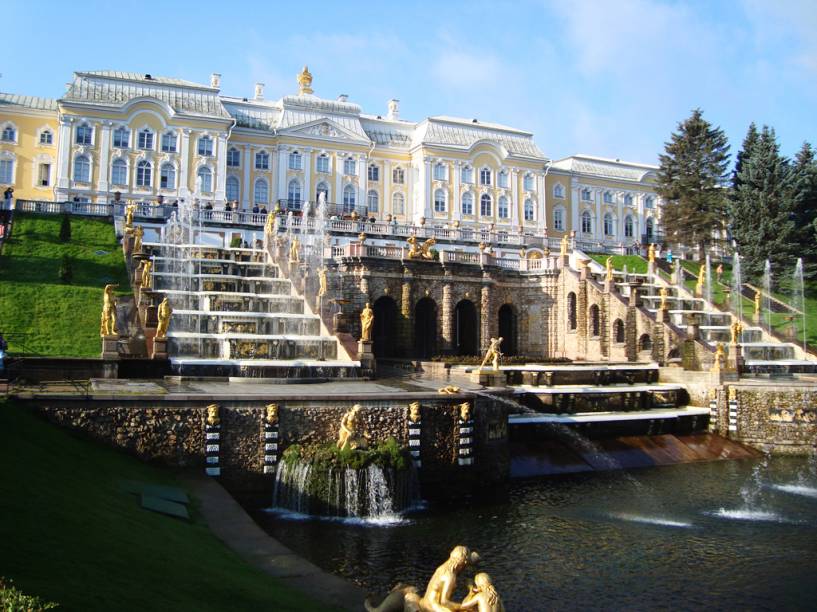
[265,403,279,424]
[408,401,421,423]
[206,404,220,426]
[459,402,471,422]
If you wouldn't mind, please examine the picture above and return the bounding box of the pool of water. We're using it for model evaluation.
[254,456,817,610]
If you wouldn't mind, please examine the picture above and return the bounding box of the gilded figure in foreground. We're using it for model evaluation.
[133,225,144,253]
[360,302,374,341]
[100,283,118,337]
[420,545,480,612]
[337,404,368,451]
[460,573,505,612]
[647,243,656,263]
[156,297,172,339]
[141,260,152,288]
[754,290,761,315]
[605,257,613,282]
[659,287,669,310]
[206,404,220,426]
[265,403,279,425]
[730,320,743,344]
[459,402,471,422]
[480,337,504,370]
[289,237,300,263]
[124,203,136,233]
[560,233,569,257]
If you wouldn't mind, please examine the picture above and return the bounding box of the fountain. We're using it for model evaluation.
[731,252,743,325]
[762,259,772,332]
[705,253,712,307]
[793,258,807,353]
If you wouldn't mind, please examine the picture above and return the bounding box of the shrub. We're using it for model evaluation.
[283,438,411,471]
[58,255,73,284]
[0,577,59,610]
[429,354,570,365]
[229,236,243,248]
[58,214,71,243]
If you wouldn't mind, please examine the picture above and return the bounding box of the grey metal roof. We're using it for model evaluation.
[0,92,58,112]
[222,102,280,131]
[414,118,546,160]
[77,71,214,90]
[552,155,658,182]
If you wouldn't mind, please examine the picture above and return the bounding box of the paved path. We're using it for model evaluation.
[184,474,365,611]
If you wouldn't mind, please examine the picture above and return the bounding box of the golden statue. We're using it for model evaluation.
[730,320,743,344]
[156,297,172,339]
[318,267,328,298]
[337,404,368,451]
[480,337,504,370]
[364,584,421,612]
[420,237,436,259]
[420,545,480,612]
[206,404,220,426]
[754,289,761,315]
[100,283,118,337]
[438,385,461,395]
[647,243,656,263]
[289,237,300,263]
[359,232,367,244]
[460,572,504,612]
[360,302,374,342]
[141,260,152,288]
[265,403,279,425]
[297,65,314,95]
[264,210,275,235]
[408,401,421,423]
[711,342,725,373]
[407,235,435,259]
[124,203,136,233]
[605,256,614,282]
[560,234,569,257]
[695,264,706,295]
[659,286,669,310]
[459,401,471,422]
[133,225,144,253]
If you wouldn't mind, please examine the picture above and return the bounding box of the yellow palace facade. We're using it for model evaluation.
[0,67,662,247]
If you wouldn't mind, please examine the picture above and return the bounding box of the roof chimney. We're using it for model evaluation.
[254,82,265,101]
[387,99,399,120]
[210,73,221,89]
[337,94,349,102]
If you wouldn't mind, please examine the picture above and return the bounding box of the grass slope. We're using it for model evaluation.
[0,401,329,611]
[0,213,130,357]
[587,253,648,275]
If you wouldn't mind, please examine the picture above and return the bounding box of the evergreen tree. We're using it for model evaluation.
[731,123,759,193]
[729,126,794,282]
[787,142,817,279]
[656,109,731,258]
[58,214,71,243]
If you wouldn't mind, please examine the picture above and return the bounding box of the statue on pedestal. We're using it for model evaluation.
[408,401,421,423]
[647,243,656,263]
[479,337,503,371]
[459,401,471,422]
[754,290,761,315]
[100,283,118,337]
[265,403,279,425]
[318,267,328,298]
[360,302,374,341]
[156,297,173,339]
[605,256,614,282]
[289,237,300,263]
[206,404,220,426]
[141,260,152,289]
[124,203,136,234]
[696,264,705,296]
[711,342,725,372]
[264,210,275,235]
[133,225,144,253]
[560,234,569,257]
[659,287,669,310]
[730,320,743,344]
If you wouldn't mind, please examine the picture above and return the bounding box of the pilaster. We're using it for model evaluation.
[96,121,112,198]
[179,129,191,198]
[441,282,453,353]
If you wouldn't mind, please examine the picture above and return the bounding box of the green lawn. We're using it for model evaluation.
[587,253,648,275]
[0,213,131,357]
[0,400,330,611]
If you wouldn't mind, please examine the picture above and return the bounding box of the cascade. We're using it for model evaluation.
[793,258,806,352]
[762,259,772,332]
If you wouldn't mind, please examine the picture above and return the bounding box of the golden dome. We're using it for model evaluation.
[297,65,313,95]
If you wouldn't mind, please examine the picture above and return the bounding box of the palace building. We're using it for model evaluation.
[0,67,662,249]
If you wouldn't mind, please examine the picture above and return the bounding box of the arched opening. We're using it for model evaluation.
[567,292,577,331]
[613,318,625,343]
[454,299,478,356]
[639,334,652,352]
[372,296,398,358]
[414,297,438,358]
[589,304,600,337]
[498,304,518,356]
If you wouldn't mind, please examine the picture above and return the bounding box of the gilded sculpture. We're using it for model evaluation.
[265,403,279,425]
[408,401,421,423]
[460,572,504,612]
[560,233,569,257]
[696,264,705,295]
[156,297,172,339]
[730,320,743,344]
[264,210,275,235]
[711,342,726,372]
[133,225,144,253]
[360,302,374,341]
[659,287,669,310]
[297,65,314,95]
[459,401,471,422]
[337,404,368,451]
[605,256,613,282]
[141,259,152,288]
[318,267,328,298]
[124,203,136,233]
[438,386,461,395]
[289,237,300,263]
[647,243,656,263]
[100,283,118,337]
[407,235,437,260]
[480,337,504,371]
[420,545,481,612]
[754,289,761,315]
[206,404,220,426]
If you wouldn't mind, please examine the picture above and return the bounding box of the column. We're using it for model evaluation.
[359,155,367,213]
[384,159,392,216]
[335,155,343,208]
[179,129,191,198]
[277,146,288,203]
[399,277,413,355]
[215,133,228,204]
[480,282,492,353]
[538,173,547,231]
[571,178,580,235]
[441,282,453,353]
[415,157,431,224]
[96,122,112,199]
[242,145,251,208]
[617,193,624,245]
[594,190,602,241]
[303,148,312,210]
[56,117,73,191]
[452,161,462,222]
[510,169,519,227]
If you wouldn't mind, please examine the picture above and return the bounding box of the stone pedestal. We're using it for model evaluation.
[101,335,119,360]
[727,342,744,374]
[469,368,506,387]
[753,311,761,325]
[647,261,656,278]
[152,337,168,360]
[357,340,374,373]
[657,308,669,324]
[122,233,134,257]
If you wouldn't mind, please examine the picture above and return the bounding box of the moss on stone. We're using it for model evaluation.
[283,438,411,472]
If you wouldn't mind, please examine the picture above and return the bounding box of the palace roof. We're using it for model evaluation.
[413,117,546,160]
[552,154,658,182]
[0,93,58,112]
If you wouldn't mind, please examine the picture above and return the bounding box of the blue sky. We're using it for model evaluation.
[3,0,816,165]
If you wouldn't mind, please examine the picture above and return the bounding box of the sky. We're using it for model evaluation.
[3,0,816,165]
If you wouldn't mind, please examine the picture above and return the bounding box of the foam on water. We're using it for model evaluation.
[263,508,410,527]
[708,508,798,523]
[609,513,693,529]
[770,484,817,499]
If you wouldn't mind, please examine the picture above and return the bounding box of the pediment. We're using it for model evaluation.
[280,119,371,144]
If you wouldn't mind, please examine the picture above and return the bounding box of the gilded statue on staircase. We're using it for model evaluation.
[156,297,172,339]
[100,283,118,337]
[605,256,614,282]
[480,337,503,370]
[318,267,328,298]
[560,233,569,257]
[124,203,136,234]
[360,302,374,341]
[133,225,144,253]
[407,235,436,260]
[289,237,300,263]
[647,243,656,263]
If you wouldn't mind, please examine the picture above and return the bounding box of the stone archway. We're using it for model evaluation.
[498,304,518,356]
[454,299,478,355]
[414,297,438,358]
[372,296,398,358]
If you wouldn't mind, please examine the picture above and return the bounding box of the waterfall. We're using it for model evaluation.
[731,252,743,326]
[793,258,806,352]
[763,260,772,332]
[705,254,712,307]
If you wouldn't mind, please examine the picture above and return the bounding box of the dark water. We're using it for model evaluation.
[254,457,817,611]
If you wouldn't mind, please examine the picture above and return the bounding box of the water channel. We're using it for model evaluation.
[255,456,817,610]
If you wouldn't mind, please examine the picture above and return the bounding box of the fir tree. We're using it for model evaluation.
[787,142,817,279]
[656,109,731,258]
[731,123,759,193]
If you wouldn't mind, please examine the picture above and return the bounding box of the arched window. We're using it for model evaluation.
[554,183,565,198]
[480,194,492,216]
[113,126,129,148]
[639,334,653,351]
[614,319,625,343]
[461,192,474,215]
[75,124,93,145]
[136,160,152,187]
[111,158,127,186]
[227,147,240,167]
[581,188,591,202]
[197,135,213,156]
[603,191,613,204]
[39,129,53,145]
[581,210,592,234]
[498,196,509,219]
[603,213,614,236]
[161,131,177,153]
[197,166,213,193]
[342,184,356,212]
[645,196,655,209]
[73,155,90,182]
[137,128,154,150]
[434,163,446,181]
[461,166,473,184]
[589,304,600,337]
[392,166,405,184]
[368,164,379,181]
[553,207,564,231]
[434,188,447,213]
[624,215,634,238]
[524,174,535,191]
[254,178,268,204]
[645,217,654,240]
[255,151,269,170]
[567,292,577,330]
[226,176,239,201]
[1,124,16,142]
[392,192,405,215]
[523,198,534,221]
[498,170,509,188]
[288,179,302,209]
[479,167,491,186]
[316,182,329,202]
[316,153,329,173]
[343,157,356,175]
[367,190,379,212]
[624,193,633,206]
[160,162,176,189]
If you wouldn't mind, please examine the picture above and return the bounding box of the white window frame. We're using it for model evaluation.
[161,131,178,153]
[645,196,655,209]
[287,179,302,208]
[392,167,405,184]
[255,150,270,171]
[581,188,592,202]
[160,162,176,190]
[554,183,565,199]
[434,188,447,213]
[197,135,213,157]
[226,175,240,201]
[624,215,634,238]
[38,128,54,146]
[392,191,405,215]
[498,170,508,189]
[367,189,379,212]
[1,123,18,144]
[343,157,356,176]
[523,198,534,221]
[289,150,302,170]
[342,184,356,211]
[227,147,241,168]
[479,167,491,186]
[37,162,51,187]
[603,212,614,236]
[316,154,330,173]
[553,207,565,231]
[136,160,152,187]
[624,193,633,206]
[73,155,91,183]
[197,166,213,193]
[461,166,473,184]
[368,164,379,182]
[137,128,154,151]
[461,192,474,216]
[111,158,128,186]
[480,193,492,216]
[434,163,446,181]
[113,126,130,149]
[498,196,509,219]
[254,178,269,204]
[581,210,592,234]
[523,174,535,192]
[0,158,15,184]
[75,123,94,146]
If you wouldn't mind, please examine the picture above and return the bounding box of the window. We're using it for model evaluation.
[316,154,329,173]
[461,166,473,184]
[111,159,127,185]
[645,196,654,209]
[645,217,654,239]
[38,163,51,187]
[461,192,474,216]
[368,164,379,181]
[161,131,177,153]
[226,176,239,201]
[160,163,176,189]
[227,147,241,167]
[603,213,614,236]
[367,190,379,212]
[554,183,565,198]
[392,192,405,215]
[603,191,613,204]
[136,160,152,187]
[254,178,268,204]
[343,157,356,176]
[197,167,213,193]
[316,182,329,202]
[342,184,356,212]
[39,130,53,145]
[73,155,90,182]
[480,194,492,216]
[581,210,592,234]
[287,179,302,209]
[498,196,509,219]
[0,159,14,184]
[255,151,269,170]
[479,167,491,186]
[289,150,302,170]
[137,128,154,150]
[113,127,129,148]
[524,174,534,191]
[197,136,213,156]
[434,188,447,213]
[553,207,564,231]
[523,199,534,221]
[624,215,633,238]
[581,188,591,202]
[76,124,93,145]
[434,163,446,181]
[1,125,16,142]
[498,170,508,189]
[392,166,405,184]
[624,193,633,206]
